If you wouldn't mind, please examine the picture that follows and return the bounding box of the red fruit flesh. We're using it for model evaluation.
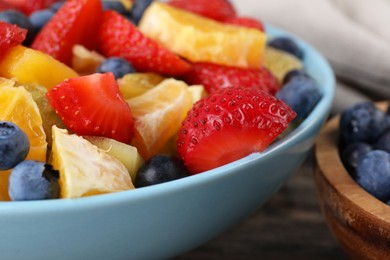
[167,0,236,21]
[31,0,103,65]
[46,73,135,144]
[182,62,280,95]
[177,87,296,174]
[98,10,192,76]
[1,0,60,14]
[224,16,265,32]
[0,21,27,57]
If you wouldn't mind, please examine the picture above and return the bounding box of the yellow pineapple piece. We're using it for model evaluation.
[84,136,144,182]
[263,46,303,83]
[127,78,193,159]
[104,0,133,10]
[120,0,132,10]
[139,2,266,69]
[72,45,106,75]
[22,84,66,149]
[0,45,78,90]
[117,72,165,99]
[51,126,135,199]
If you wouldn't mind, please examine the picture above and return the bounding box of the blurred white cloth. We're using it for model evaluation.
[232,0,390,113]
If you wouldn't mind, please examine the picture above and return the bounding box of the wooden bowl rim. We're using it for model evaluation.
[315,102,390,223]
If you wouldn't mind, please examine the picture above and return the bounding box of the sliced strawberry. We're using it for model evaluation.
[1,0,61,15]
[182,62,280,95]
[167,0,236,21]
[98,10,192,76]
[177,86,296,174]
[46,73,135,144]
[31,0,103,65]
[224,16,265,32]
[0,21,27,57]
[0,1,11,11]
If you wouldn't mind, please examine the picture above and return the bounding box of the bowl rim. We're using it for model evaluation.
[0,24,335,213]
[315,101,390,223]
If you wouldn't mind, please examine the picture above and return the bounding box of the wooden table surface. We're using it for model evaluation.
[174,151,347,259]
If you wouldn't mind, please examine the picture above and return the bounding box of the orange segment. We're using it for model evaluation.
[51,126,134,199]
[127,78,193,159]
[0,45,78,90]
[0,171,11,201]
[0,86,47,201]
[0,77,16,87]
[0,86,47,162]
[139,2,266,69]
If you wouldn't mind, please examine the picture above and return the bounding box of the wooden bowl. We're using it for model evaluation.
[315,102,390,260]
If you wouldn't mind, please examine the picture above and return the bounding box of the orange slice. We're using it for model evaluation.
[126,78,193,159]
[0,77,16,87]
[139,2,266,69]
[0,86,47,162]
[0,45,78,90]
[0,86,47,201]
[51,126,134,199]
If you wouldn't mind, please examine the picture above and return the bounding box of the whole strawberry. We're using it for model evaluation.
[98,10,192,76]
[177,86,296,174]
[182,62,280,95]
[167,0,236,21]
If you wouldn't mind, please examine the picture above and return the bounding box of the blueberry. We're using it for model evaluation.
[129,0,154,25]
[282,69,310,85]
[50,1,65,12]
[356,150,390,202]
[103,1,128,16]
[135,155,189,187]
[339,102,390,145]
[29,9,55,32]
[375,129,390,153]
[268,36,304,60]
[341,142,372,178]
[0,121,29,171]
[276,75,322,121]
[0,10,36,45]
[96,57,136,79]
[9,161,60,201]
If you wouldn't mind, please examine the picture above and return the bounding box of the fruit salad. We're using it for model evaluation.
[0,0,322,201]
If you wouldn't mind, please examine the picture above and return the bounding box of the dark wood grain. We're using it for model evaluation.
[174,152,346,259]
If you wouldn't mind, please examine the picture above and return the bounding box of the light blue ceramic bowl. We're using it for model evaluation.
[0,25,335,260]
